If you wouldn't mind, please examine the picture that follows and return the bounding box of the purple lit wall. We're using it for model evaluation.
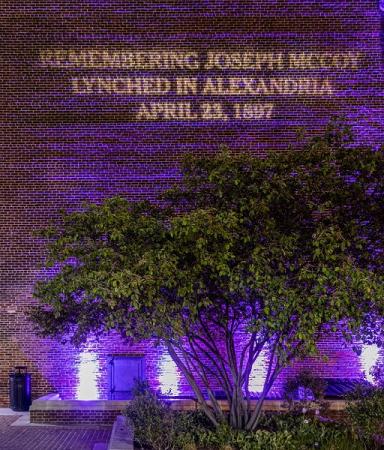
[1,1,383,405]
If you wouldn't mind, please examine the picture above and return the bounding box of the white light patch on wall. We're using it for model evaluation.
[249,350,267,394]
[158,349,180,396]
[76,351,99,400]
[360,344,379,384]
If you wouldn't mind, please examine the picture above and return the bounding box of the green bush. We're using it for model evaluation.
[346,385,384,448]
[124,380,209,450]
[125,381,174,450]
[287,419,358,450]
[195,416,365,450]
[260,414,365,450]
[125,381,370,450]
[283,370,328,416]
[195,423,294,450]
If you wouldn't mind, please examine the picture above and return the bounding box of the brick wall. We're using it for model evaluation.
[29,399,348,425]
[29,406,348,426]
[30,409,120,425]
[1,1,383,406]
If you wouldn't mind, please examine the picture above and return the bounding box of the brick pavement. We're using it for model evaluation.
[0,416,111,450]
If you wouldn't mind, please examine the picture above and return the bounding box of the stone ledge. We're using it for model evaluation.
[31,397,130,411]
[108,415,133,450]
[30,394,348,425]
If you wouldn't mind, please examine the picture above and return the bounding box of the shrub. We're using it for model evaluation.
[283,370,328,416]
[195,416,365,450]
[125,381,370,450]
[346,385,384,448]
[124,380,210,450]
[125,381,174,450]
[251,413,365,450]
[287,419,352,450]
[195,423,295,450]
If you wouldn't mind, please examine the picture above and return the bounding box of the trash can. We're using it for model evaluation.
[9,366,31,411]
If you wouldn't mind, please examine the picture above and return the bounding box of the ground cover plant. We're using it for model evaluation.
[345,383,384,448]
[125,382,371,450]
[31,119,384,431]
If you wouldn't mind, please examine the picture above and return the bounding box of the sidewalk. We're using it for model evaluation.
[0,414,111,450]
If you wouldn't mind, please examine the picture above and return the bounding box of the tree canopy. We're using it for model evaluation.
[31,121,384,430]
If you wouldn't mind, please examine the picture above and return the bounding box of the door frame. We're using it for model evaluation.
[107,354,145,400]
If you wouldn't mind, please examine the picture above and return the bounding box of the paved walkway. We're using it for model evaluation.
[0,416,111,450]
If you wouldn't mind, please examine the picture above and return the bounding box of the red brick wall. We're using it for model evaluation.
[1,1,383,406]
[29,400,348,425]
[30,409,120,425]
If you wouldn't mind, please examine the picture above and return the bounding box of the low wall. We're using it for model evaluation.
[30,394,129,425]
[108,416,134,450]
[30,394,348,425]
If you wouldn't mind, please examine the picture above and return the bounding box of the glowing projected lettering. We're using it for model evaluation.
[71,76,333,97]
[38,48,365,122]
[135,102,277,121]
[40,49,200,70]
[201,77,333,96]
[176,77,198,95]
[137,102,199,120]
[234,103,274,120]
[40,49,362,72]
[289,52,361,70]
[204,52,285,70]
[72,77,172,95]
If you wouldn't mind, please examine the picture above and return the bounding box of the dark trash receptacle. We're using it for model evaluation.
[9,366,31,411]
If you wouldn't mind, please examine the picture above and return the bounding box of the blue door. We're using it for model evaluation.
[108,356,145,400]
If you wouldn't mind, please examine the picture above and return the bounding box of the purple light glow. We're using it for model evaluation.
[76,350,100,400]
[248,350,267,394]
[157,348,181,396]
[360,344,380,384]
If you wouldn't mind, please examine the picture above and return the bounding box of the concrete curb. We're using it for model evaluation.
[108,415,134,450]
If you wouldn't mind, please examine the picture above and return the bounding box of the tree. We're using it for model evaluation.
[30,121,384,431]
